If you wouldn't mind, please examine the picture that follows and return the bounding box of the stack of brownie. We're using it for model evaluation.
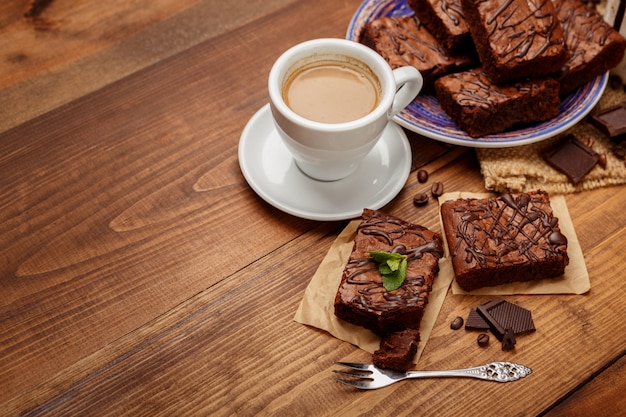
[360,0,626,137]
[334,209,444,370]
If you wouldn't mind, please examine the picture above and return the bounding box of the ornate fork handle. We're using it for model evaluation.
[405,361,532,383]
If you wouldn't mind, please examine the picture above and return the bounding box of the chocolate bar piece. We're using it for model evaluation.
[501,328,517,351]
[544,135,599,184]
[476,298,535,341]
[588,103,626,138]
[465,309,491,331]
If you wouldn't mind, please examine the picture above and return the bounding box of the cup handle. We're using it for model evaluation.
[389,66,423,118]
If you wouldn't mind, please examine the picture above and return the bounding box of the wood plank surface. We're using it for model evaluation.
[1,0,625,415]
[0,0,297,133]
[544,354,626,417]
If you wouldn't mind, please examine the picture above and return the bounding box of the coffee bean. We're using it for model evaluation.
[581,136,594,148]
[431,181,444,198]
[477,333,489,347]
[417,169,429,183]
[413,193,429,207]
[450,316,464,330]
[598,153,607,169]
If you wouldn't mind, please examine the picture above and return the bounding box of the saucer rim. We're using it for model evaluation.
[238,104,412,221]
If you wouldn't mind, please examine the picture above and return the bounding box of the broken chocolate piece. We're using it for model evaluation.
[502,328,517,351]
[544,134,599,184]
[476,298,535,341]
[465,309,491,331]
[589,102,626,137]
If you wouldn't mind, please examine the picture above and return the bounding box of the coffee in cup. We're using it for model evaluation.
[282,60,381,124]
[269,38,422,181]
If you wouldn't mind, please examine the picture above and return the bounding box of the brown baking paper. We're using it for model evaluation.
[294,220,454,364]
[438,192,590,295]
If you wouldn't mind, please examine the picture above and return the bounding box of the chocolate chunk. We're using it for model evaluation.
[431,181,444,198]
[413,193,429,206]
[477,333,490,347]
[612,136,626,160]
[465,309,491,331]
[598,153,608,169]
[544,135,599,184]
[501,328,516,351]
[589,103,626,137]
[476,298,535,341]
[610,74,624,90]
[450,316,464,330]
[417,169,429,183]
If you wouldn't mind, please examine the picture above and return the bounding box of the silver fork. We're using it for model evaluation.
[334,361,532,389]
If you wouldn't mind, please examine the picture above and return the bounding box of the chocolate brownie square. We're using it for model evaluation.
[360,15,477,91]
[553,0,626,95]
[407,0,474,53]
[434,68,561,137]
[460,0,569,83]
[334,209,444,335]
[440,191,569,291]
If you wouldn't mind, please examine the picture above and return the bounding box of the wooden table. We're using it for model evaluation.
[1,0,624,415]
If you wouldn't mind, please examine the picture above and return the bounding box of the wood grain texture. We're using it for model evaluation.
[1,0,625,415]
[544,353,626,417]
[0,0,297,133]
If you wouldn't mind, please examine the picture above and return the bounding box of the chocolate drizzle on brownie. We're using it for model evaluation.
[447,72,536,110]
[553,0,626,94]
[334,209,444,336]
[343,212,444,312]
[451,192,567,268]
[373,16,453,67]
[360,14,476,90]
[478,0,561,62]
[441,0,465,26]
[555,1,613,70]
[440,191,569,291]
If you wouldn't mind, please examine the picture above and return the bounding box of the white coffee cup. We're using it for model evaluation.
[268,38,423,181]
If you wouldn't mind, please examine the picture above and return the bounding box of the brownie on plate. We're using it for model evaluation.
[360,15,476,91]
[460,0,569,83]
[434,68,561,137]
[407,0,473,53]
[552,0,626,95]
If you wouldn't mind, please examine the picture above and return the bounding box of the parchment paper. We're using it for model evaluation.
[293,220,454,365]
[294,192,588,364]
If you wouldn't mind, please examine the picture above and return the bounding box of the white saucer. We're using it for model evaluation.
[238,104,412,221]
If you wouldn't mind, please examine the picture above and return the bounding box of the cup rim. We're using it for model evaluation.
[268,38,396,132]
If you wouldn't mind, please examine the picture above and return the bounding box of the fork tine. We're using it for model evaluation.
[333,377,375,389]
[334,361,373,371]
[332,369,372,379]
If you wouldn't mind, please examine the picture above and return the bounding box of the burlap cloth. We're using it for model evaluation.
[476,85,626,194]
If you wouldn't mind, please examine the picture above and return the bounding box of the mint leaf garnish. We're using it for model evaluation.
[368,251,408,291]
